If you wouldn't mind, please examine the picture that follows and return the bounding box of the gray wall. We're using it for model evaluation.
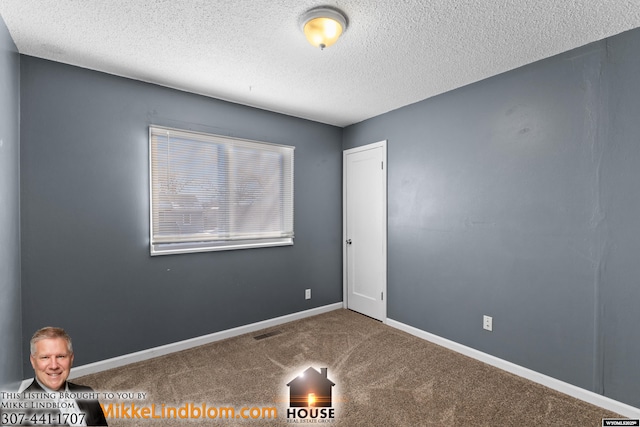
[600,28,640,407]
[0,15,22,389]
[20,57,343,373]
[343,28,640,407]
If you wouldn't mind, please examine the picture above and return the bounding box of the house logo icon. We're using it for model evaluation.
[286,367,336,420]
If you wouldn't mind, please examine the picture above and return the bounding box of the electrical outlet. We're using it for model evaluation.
[305,289,311,300]
[483,315,493,332]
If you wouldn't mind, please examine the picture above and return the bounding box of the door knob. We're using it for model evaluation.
[346,239,352,244]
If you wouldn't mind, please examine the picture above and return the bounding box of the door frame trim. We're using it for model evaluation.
[342,140,388,322]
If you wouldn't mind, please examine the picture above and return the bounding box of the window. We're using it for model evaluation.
[149,126,294,255]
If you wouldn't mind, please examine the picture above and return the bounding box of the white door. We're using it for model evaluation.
[343,141,387,321]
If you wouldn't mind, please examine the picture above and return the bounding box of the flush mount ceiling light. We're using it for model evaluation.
[300,6,348,50]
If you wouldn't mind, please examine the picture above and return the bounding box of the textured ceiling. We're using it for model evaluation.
[1,1,640,127]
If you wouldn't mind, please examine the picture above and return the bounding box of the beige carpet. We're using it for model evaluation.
[76,309,620,426]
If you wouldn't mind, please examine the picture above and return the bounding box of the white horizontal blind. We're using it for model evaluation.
[150,126,294,255]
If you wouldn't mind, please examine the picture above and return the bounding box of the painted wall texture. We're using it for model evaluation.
[0,17,22,389]
[343,27,640,407]
[0,15,22,389]
[20,57,343,373]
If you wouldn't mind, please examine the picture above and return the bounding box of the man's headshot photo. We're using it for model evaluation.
[24,327,108,426]
[29,327,74,393]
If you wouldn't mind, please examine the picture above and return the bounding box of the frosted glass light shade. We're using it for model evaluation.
[300,7,347,49]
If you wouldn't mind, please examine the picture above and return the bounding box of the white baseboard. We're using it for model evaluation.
[386,318,640,419]
[23,303,341,387]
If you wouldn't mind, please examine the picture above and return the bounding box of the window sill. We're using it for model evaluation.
[150,238,293,256]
